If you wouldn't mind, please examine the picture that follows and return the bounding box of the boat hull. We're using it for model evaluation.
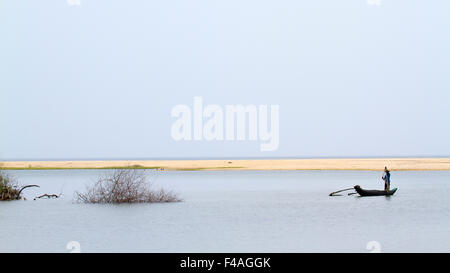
[354,185,397,197]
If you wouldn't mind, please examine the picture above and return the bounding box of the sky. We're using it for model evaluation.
[1,0,449,160]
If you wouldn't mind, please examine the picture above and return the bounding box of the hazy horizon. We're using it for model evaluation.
[3,155,450,162]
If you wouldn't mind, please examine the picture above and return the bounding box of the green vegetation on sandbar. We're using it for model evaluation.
[0,165,163,170]
[0,165,244,171]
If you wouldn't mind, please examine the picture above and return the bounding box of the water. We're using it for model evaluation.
[1,170,449,253]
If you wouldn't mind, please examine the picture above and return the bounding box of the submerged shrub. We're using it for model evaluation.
[0,171,20,200]
[76,169,181,204]
[0,171,38,201]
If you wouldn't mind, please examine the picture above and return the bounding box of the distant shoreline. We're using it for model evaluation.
[1,158,450,171]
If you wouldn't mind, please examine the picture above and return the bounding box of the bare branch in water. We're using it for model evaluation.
[34,193,60,200]
[75,169,182,204]
[18,185,40,197]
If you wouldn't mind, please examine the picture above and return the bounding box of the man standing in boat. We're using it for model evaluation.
[382,166,391,192]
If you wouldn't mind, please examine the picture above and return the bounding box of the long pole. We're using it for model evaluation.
[329,187,354,196]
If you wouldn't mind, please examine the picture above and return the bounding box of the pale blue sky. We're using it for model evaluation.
[1,0,449,160]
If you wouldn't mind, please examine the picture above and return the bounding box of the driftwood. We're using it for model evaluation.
[17,185,40,198]
[34,193,60,200]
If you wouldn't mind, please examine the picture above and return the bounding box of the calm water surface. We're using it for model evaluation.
[1,170,449,252]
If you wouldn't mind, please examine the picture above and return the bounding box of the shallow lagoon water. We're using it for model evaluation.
[1,170,449,252]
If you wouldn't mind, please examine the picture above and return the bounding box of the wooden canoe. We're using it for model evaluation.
[354,185,397,197]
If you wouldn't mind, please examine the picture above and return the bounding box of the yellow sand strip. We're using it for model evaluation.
[1,158,450,171]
